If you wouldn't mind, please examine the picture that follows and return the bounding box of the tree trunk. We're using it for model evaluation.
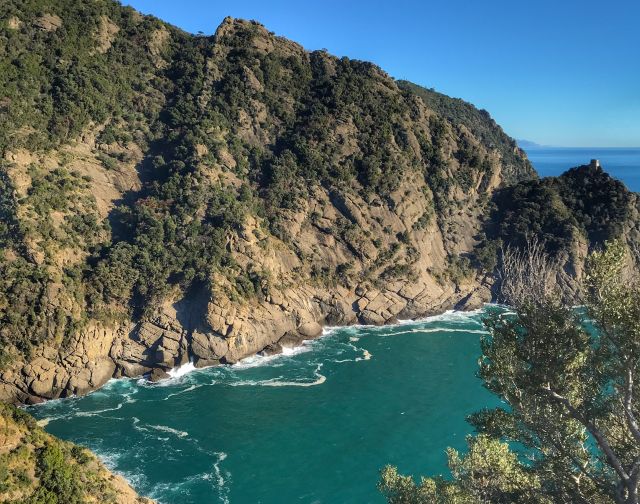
[627,486,638,504]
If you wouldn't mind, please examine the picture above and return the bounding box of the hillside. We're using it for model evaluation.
[0,402,152,503]
[0,0,637,406]
[487,162,640,295]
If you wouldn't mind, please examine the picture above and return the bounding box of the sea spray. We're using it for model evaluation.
[167,361,197,379]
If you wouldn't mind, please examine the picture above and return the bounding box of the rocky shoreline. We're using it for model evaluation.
[0,280,490,405]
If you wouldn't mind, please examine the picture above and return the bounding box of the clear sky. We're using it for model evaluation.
[122,0,640,147]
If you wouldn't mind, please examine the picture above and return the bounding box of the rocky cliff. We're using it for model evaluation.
[0,1,637,405]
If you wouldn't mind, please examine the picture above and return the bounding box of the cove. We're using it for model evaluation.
[28,307,501,504]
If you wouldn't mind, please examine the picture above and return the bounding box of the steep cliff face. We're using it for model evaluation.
[0,1,635,405]
[0,2,538,403]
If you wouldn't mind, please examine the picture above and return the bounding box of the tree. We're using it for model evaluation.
[379,435,545,504]
[380,240,640,503]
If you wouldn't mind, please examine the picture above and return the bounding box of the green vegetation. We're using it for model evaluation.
[0,402,138,503]
[487,163,631,255]
[1,2,639,499]
[0,0,631,378]
[1,0,531,364]
[380,241,640,503]
[0,0,164,152]
[397,80,533,183]
[379,435,544,504]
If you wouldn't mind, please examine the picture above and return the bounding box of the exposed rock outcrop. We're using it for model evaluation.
[33,13,62,32]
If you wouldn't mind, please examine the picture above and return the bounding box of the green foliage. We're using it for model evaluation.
[97,152,118,170]
[557,164,631,243]
[490,180,576,254]
[88,35,243,317]
[0,163,95,364]
[26,166,92,216]
[412,208,434,230]
[1,0,628,375]
[0,403,128,503]
[445,254,473,285]
[0,166,22,250]
[32,443,84,503]
[487,164,631,256]
[0,0,163,151]
[472,238,501,272]
[379,435,545,504]
[472,241,640,503]
[381,263,412,280]
[398,80,534,184]
[0,256,51,361]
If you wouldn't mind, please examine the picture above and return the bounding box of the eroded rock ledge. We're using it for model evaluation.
[0,280,489,404]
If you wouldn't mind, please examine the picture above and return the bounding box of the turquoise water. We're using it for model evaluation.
[524,147,640,192]
[29,309,500,504]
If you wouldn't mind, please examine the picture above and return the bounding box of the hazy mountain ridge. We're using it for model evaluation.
[0,0,637,410]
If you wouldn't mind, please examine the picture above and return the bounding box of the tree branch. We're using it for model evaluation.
[541,428,608,492]
[624,366,640,446]
[542,386,630,484]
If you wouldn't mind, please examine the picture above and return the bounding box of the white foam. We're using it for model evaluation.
[233,342,312,370]
[259,375,327,387]
[212,451,230,504]
[232,354,278,370]
[228,377,283,387]
[75,402,124,417]
[167,361,197,378]
[148,424,189,438]
[32,411,77,423]
[281,344,310,356]
[163,384,205,401]
[321,308,485,340]
[229,363,327,388]
[146,361,213,388]
[91,447,123,470]
[132,417,149,433]
[398,307,486,326]
[376,326,488,337]
[91,445,151,492]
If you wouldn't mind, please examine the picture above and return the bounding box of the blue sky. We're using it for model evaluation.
[123,0,640,147]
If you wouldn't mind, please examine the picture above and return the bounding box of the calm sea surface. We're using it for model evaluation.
[525,147,640,192]
[29,309,500,504]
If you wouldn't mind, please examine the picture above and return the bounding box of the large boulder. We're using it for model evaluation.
[297,321,322,338]
[191,331,228,367]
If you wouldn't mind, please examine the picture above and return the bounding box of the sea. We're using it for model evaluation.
[28,308,501,504]
[26,148,640,504]
[524,147,640,192]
